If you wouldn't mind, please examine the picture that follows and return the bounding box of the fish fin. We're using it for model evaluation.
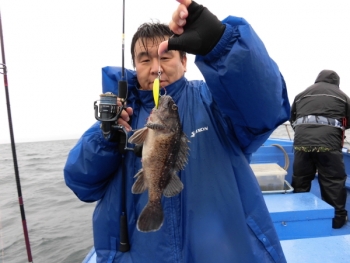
[131,170,148,194]
[133,169,143,178]
[128,127,148,145]
[146,122,165,130]
[163,173,184,197]
[137,202,164,232]
[175,133,190,170]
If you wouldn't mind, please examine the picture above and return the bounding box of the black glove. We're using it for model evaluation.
[168,1,226,56]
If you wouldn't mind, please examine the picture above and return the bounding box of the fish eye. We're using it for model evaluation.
[172,104,178,110]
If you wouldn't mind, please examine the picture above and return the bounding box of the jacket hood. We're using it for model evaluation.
[315,69,340,86]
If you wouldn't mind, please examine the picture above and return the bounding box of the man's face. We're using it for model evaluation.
[133,37,187,90]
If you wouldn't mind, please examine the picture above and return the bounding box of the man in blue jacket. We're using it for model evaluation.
[64,0,290,262]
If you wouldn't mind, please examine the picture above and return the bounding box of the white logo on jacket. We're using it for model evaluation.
[191,127,209,137]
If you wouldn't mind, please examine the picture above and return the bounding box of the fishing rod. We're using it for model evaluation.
[0,10,34,263]
[93,0,133,252]
[118,0,131,253]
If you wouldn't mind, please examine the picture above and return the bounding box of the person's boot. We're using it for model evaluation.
[332,215,348,229]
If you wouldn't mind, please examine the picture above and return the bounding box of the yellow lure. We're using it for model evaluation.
[153,78,160,108]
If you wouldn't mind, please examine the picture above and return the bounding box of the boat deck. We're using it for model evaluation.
[281,234,350,263]
[264,192,334,240]
[264,190,350,263]
[254,138,350,263]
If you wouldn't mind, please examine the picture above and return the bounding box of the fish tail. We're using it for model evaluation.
[137,201,164,232]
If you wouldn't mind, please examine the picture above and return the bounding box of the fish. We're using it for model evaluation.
[128,95,190,232]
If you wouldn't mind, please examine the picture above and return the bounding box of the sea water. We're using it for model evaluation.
[0,139,95,263]
[1,125,349,263]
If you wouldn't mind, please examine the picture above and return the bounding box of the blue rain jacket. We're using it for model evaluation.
[64,16,290,263]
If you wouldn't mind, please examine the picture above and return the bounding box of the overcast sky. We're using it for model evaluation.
[0,0,349,144]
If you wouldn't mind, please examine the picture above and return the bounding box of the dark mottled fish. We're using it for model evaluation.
[128,95,190,232]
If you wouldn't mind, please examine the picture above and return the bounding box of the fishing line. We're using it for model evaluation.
[0,10,34,263]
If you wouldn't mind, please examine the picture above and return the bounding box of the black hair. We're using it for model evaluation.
[131,22,186,67]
